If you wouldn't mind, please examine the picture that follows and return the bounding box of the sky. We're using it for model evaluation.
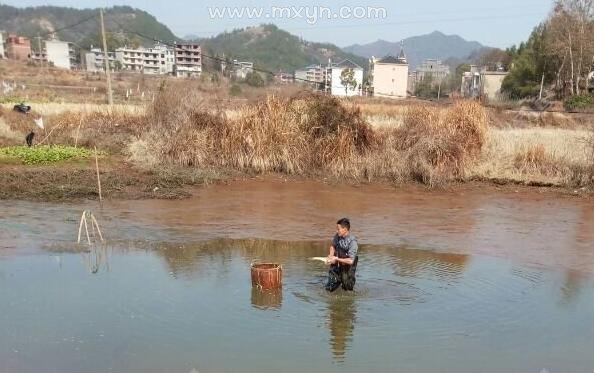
[1,0,555,48]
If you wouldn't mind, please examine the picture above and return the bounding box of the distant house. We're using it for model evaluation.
[5,35,30,61]
[275,71,294,84]
[233,60,253,79]
[174,42,202,77]
[371,47,409,99]
[294,64,326,90]
[115,44,174,75]
[461,65,508,100]
[45,39,77,70]
[0,32,6,59]
[326,59,364,97]
[414,59,450,84]
[84,47,117,73]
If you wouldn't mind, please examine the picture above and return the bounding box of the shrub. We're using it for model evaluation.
[564,94,594,112]
[137,88,375,177]
[244,71,266,87]
[229,84,242,96]
[395,101,488,185]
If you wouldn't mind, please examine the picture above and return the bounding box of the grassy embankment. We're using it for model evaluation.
[0,81,593,200]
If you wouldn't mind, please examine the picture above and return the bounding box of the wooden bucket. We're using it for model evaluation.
[251,263,282,289]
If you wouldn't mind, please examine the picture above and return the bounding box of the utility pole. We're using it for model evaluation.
[99,8,113,105]
[35,35,43,68]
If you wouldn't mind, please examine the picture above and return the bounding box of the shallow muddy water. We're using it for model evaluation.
[1,180,594,372]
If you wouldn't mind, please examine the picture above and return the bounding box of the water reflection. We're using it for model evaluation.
[326,292,357,362]
[251,287,283,310]
[83,244,111,274]
[390,246,470,283]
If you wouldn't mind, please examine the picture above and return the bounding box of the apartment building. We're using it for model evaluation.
[84,47,117,72]
[45,39,77,70]
[115,44,174,75]
[0,32,6,59]
[414,59,450,84]
[174,42,202,77]
[294,64,326,90]
[5,35,31,60]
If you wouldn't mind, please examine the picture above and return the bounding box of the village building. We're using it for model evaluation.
[461,65,508,100]
[295,64,326,90]
[115,44,174,75]
[326,59,364,97]
[0,32,6,59]
[45,39,77,70]
[174,42,202,77]
[84,47,117,73]
[5,35,31,61]
[233,60,254,79]
[371,45,409,99]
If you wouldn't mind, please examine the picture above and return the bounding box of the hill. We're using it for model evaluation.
[0,5,179,49]
[344,31,487,69]
[195,24,369,73]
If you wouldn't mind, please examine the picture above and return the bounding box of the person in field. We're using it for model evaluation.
[326,218,359,292]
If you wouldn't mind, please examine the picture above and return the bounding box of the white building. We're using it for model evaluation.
[461,65,508,100]
[414,59,450,84]
[116,44,174,75]
[0,32,6,59]
[371,47,409,99]
[84,47,116,72]
[45,39,77,70]
[326,59,364,97]
[233,60,253,79]
[294,64,326,90]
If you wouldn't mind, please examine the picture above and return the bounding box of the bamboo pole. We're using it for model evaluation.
[77,211,86,244]
[90,213,104,242]
[94,146,103,204]
[83,213,91,245]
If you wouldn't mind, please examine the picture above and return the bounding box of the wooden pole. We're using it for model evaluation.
[100,8,114,105]
[94,146,103,204]
[77,211,86,244]
[90,214,104,242]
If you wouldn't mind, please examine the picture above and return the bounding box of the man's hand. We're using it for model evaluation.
[326,256,337,265]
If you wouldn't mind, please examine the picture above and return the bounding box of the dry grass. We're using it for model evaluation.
[134,87,374,177]
[387,101,488,185]
[472,128,593,186]
[2,87,594,191]
[0,102,146,116]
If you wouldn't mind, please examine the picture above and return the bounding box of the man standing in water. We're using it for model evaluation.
[326,218,359,292]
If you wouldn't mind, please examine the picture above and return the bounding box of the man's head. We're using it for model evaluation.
[336,218,351,237]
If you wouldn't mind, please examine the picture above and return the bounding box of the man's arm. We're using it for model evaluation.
[334,257,354,265]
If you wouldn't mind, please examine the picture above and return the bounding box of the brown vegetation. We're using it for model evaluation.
[135,89,374,177]
[1,84,594,200]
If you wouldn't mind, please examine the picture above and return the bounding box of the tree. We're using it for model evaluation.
[415,73,440,98]
[340,68,358,95]
[545,0,594,95]
[244,71,265,87]
[502,24,554,98]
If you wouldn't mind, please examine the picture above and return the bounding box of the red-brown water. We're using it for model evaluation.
[105,180,594,274]
[1,180,594,373]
